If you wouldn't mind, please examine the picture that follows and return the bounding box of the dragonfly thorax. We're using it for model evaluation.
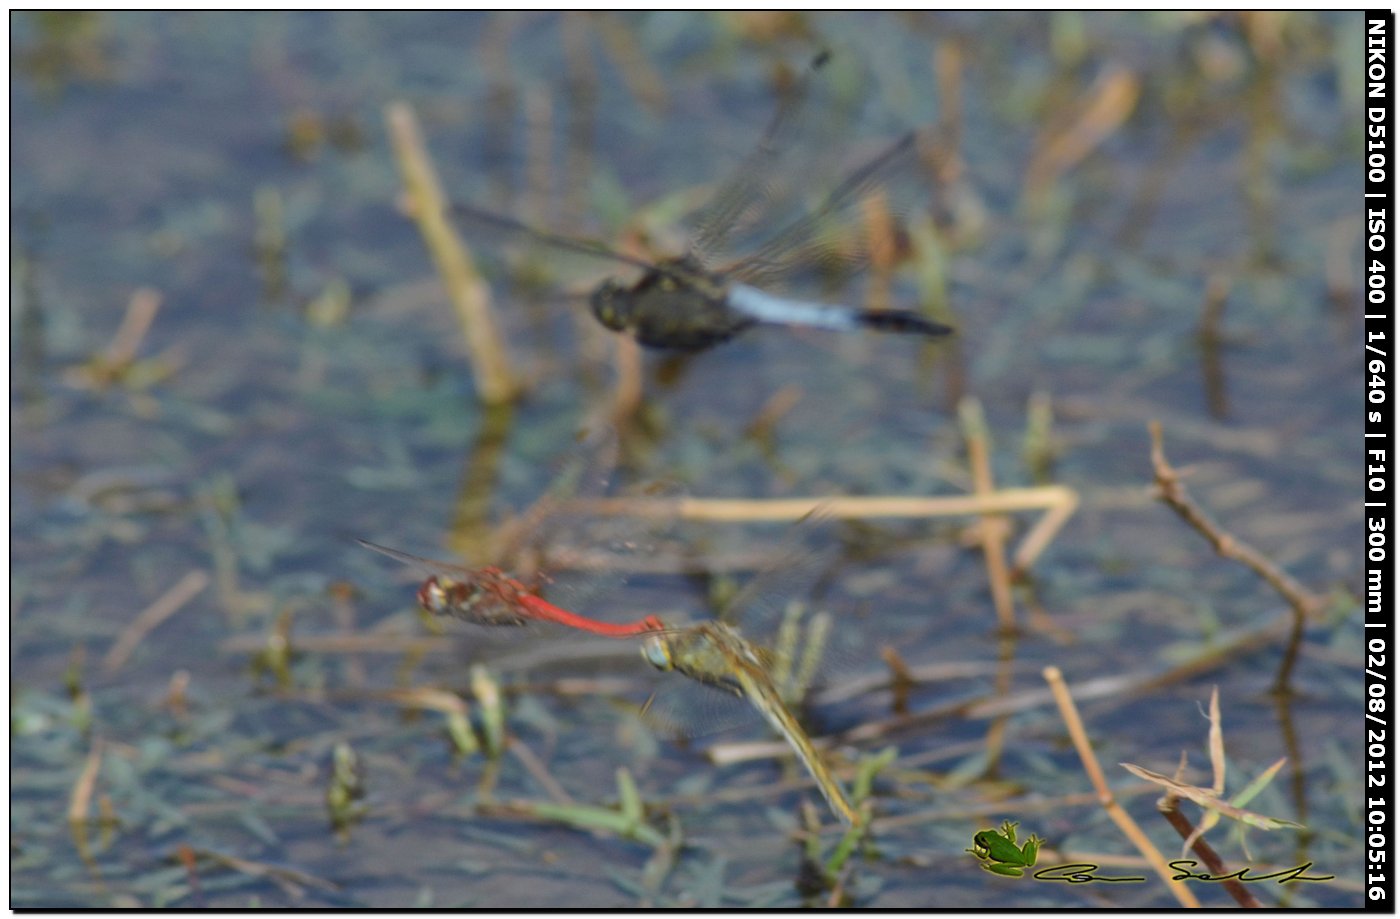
[417,575,534,627]
[641,622,751,697]
[589,256,753,352]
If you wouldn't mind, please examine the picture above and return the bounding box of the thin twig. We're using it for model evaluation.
[67,739,104,825]
[188,847,339,894]
[1149,421,1321,619]
[103,570,209,672]
[1158,797,1263,907]
[579,489,1073,521]
[1044,665,1200,907]
[1024,66,1141,204]
[103,287,162,367]
[508,737,575,806]
[1148,421,1323,692]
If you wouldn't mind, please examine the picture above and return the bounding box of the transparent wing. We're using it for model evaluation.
[448,203,663,274]
[686,50,833,265]
[722,131,923,288]
[355,538,476,581]
[636,674,757,740]
[715,508,839,637]
[499,425,693,628]
[493,423,622,570]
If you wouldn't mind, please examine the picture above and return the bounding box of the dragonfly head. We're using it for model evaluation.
[640,635,675,672]
[417,577,449,614]
[589,280,631,333]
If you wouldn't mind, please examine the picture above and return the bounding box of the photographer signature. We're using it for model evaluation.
[1028,860,1333,885]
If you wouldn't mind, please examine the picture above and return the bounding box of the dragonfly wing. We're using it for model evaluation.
[687,51,832,264]
[723,130,924,289]
[497,424,693,630]
[355,538,476,580]
[716,509,840,635]
[636,674,758,740]
[494,422,622,567]
[448,203,661,273]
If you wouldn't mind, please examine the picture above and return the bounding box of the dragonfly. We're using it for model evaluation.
[361,515,861,824]
[611,508,864,825]
[450,50,954,352]
[640,614,859,825]
[359,540,860,824]
[355,538,664,638]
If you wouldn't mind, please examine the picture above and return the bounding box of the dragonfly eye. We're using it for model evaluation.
[640,637,673,671]
[589,281,628,332]
[417,578,448,613]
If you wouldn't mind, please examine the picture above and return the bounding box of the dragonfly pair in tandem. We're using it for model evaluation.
[450,50,953,352]
[359,506,860,825]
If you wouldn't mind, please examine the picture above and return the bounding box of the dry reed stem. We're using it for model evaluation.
[103,569,210,672]
[380,686,470,715]
[960,397,1016,631]
[67,739,104,825]
[385,101,517,405]
[1043,665,1200,907]
[575,489,1077,573]
[593,12,667,113]
[1197,273,1233,345]
[1012,492,1079,576]
[104,287,162,367]
[745,384,803,440]
[1025,66,1141,202]
[708,735,833,767]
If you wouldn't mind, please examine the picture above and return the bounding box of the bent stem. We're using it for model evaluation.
[1147,421,1324,694]
[1043,665,1199,907]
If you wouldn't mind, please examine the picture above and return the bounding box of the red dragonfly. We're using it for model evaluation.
[356,538,665,638]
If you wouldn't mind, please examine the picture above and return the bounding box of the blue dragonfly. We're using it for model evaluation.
[452,51,954,352]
